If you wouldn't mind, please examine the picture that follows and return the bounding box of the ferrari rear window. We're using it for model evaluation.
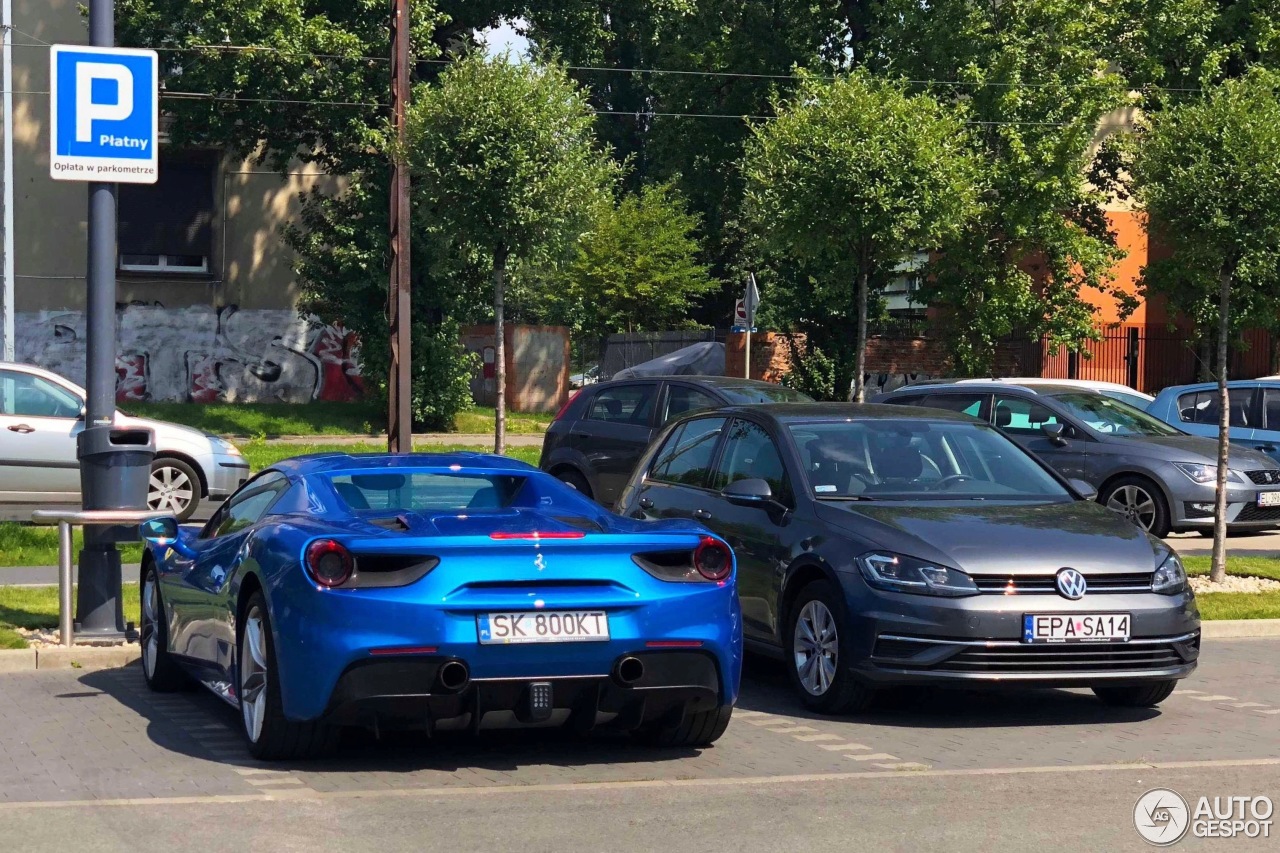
[326,472,526,512]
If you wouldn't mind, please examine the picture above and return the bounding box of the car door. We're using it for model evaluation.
[1256,387,1280,462]
[991,393,1091,482]
[570,382,660,506]
[657,382,722,428]
[627,415,728,523]
[703,418,795,643]
[1172,387,1257,446]
[0,368,85,500]
[162,472,290,669]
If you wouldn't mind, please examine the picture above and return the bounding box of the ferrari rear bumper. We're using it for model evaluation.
[321,650,723,732]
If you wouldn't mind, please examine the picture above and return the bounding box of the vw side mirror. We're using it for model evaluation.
[140,517,197,559]
[1068,478,1098,501]
[721,478,775,507]
[1041,422,1068,446]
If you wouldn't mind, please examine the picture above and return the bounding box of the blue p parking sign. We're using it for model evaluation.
[49,45,158,183]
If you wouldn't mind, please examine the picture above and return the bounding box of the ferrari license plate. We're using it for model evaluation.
[1023,613,1130,643]
[1259,491,1280,507]
[477,611,610,645]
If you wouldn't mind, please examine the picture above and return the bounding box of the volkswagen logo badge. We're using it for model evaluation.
[1056,568,1088,600]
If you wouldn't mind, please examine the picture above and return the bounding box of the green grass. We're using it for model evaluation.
[1183,555,1280,582]
[0,584,139,648]
[1196,590,1280,620]
[0,523,142,568]
[240,441,541,472]
[122,402,551,438]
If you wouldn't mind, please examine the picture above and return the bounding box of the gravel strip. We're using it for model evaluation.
[1190,575,1280,594]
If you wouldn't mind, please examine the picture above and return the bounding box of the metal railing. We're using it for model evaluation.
[29,509,169,647]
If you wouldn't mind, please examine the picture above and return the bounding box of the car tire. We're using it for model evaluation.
[139,561,187,692]
[149,457,202,523]
[785,580,876,714]
[1100,476,1171,538]
[237,591,339,760]
[640,705,733,748]
[555,468,594,501]
[1092,680,1178,708]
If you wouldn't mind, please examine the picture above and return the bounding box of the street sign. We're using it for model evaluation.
[734,298,748,326]
[49,45,158,184]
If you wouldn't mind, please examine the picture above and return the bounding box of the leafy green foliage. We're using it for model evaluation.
[743,71,978,399]
[545,182,717,352]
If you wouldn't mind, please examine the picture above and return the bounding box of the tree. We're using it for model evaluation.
[1132,68,1280,582]
[742,71,978,401]
[406,55,617,452]
[873,0,1133,374]
[547,181,718,357]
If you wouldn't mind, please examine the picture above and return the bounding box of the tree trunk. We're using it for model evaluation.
[852,261,869,402]
[493,246,508,456]
[1211,270,1231,584]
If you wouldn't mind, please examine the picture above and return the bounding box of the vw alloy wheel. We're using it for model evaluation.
[793,599,839,696]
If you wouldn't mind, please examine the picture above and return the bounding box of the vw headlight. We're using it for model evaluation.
[1174,463,1243,484]
[858,552,978,597]
[210,436,243,457]
[1152,553,1188,595]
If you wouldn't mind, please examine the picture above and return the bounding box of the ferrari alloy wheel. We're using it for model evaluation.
[785,580,875,714]
[237,591,338,760]
[139,563,186,692]
[148,458,201,522]
[1100,476,1170,537]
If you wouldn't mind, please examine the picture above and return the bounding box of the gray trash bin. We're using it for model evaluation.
[77,425,156,510]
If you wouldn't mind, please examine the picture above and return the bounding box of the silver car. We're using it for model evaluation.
[0,362,249,520]
[876,382,1280,537]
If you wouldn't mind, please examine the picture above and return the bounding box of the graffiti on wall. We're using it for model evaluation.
[16,304,365,404]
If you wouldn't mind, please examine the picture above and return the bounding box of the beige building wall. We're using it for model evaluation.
[9,0,336,312]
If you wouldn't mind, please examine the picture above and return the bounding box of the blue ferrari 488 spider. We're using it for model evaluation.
[138,453,742,759]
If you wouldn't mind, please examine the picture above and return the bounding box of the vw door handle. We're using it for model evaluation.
[693,508,713,521]
[6,424,34,434]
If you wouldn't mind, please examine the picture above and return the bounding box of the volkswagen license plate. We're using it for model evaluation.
[1023,613,1130,643]
[477,611,609,645]
[1259,491,1280,508]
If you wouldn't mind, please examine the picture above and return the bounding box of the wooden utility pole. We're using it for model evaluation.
[387,0,412,453]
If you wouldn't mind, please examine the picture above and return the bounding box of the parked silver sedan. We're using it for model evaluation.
[0,363,249,520]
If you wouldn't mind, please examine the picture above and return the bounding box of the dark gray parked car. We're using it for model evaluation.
[540,376,810,507]
[875,382,1280,537]
[615,404,1199,712]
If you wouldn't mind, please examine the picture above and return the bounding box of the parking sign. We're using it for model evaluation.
[49,45,158,183]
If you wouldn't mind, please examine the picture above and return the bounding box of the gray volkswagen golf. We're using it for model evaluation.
[615,404,1200,712]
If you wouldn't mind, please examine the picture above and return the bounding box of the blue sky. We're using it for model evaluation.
[480,19,531,59]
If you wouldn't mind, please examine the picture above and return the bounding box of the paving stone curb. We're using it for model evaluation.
[1201,619,1280,639]
[0,645,140,671]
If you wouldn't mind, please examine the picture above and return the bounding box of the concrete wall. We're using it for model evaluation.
[462,325,570,413]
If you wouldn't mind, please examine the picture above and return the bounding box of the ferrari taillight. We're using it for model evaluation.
[305,539,354,588]
[693,536,732,582]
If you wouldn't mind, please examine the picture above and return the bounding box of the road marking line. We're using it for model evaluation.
[245,777,304,787]
[818,743,870,751]
[6,758,1280,811]
[1257,709,1280,715]
[1178,689,1204,695]
[845,753,898,762]
[1228,702,1267,709]
[792,733,844,743]
[731,710,767,718]
[1188,695,1237,702]
[232,768,293,776]
[745,717,791,726]
[761,725,817,734]
[873,763,931,771]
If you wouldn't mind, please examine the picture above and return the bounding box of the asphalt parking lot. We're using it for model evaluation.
[1,639,1278,850]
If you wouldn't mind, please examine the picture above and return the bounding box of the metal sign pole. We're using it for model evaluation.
[386,0,412,453]
[76,0,126,638]
[1,0,14,361]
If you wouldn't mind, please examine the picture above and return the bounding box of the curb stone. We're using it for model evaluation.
[0,645,140,671]
[1201,619,1280,639]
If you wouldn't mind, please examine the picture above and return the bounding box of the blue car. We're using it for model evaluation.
[138,453,742,760]
[1148,380,1280,464]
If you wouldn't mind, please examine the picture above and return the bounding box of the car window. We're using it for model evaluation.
[790,419,1070,501]
[1100,390,1152,411]
[1263,389,1280,430]
[327,472,526,512]
[716,384,812,404]
[0,370,82,418]
[649,417,726,488]
[1178,389,1253,427]
[711,419,791,505]
[662,385,720,424]
[1046,392,1180,436]
[201,471,289,539]
[585,384,655,425]
[992,395,1059,435]
[919,393,986,419]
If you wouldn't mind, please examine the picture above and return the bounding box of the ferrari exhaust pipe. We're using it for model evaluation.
[438,660,470,692]
[613,656,645,686]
